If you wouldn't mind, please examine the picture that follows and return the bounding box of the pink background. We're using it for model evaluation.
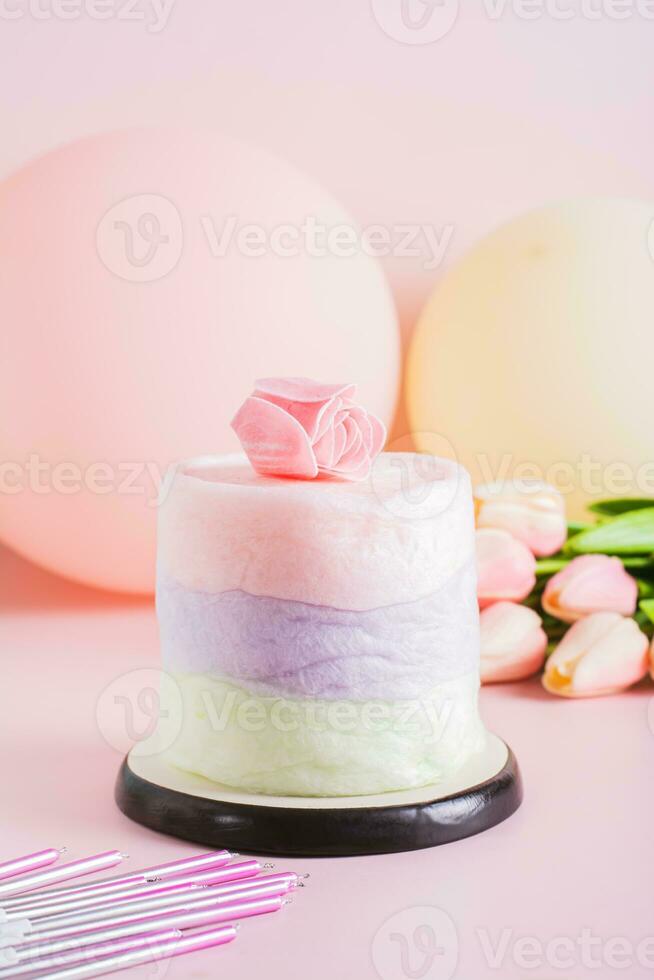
[2,6,654,979]
[3,0,653,361]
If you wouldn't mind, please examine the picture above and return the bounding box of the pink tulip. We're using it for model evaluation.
[480,601,548,683]
[542,555,637,624]
[543,612,649,698]
[231,377,386,482]
[650,636,654,681]
[476,528,536,608]
[474,480,567,557]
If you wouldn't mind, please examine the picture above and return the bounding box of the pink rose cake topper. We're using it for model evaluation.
[231,377,387,481]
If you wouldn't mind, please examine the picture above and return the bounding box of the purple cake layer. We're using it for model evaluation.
[157,561,478,701]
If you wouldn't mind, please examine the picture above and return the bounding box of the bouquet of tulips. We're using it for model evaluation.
[474,483,654,697]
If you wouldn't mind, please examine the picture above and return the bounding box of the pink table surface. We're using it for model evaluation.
[2,543,653,980]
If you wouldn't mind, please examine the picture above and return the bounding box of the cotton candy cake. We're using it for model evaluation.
[156,379,487,797]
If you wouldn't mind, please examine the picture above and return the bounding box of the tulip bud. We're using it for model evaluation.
[474,480,567,557]
[476,528,536,608]
[543,612,649,698]
[480,601,547,683]
[542,555,637,624]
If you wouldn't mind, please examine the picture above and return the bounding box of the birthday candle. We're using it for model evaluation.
[2,879,207,923]
[2,861,264,943]
[0,850,64,884]
[82,893,286,936]
[21,925,238,980]
[7,859,267,920]
[6,875,299,950]
[5,875,293,963]
[0,854,127,902]
[2,850,234,910]
[36,860,260,925]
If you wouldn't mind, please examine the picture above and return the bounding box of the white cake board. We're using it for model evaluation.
[116,734,522,856]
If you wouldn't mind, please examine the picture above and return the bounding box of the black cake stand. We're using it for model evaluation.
[115,734,522,857]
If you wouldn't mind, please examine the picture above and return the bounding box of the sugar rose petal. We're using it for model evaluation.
[232,377,386,482]
[368,414,387,458]
[231,396,318,478]
[255,377,356,403]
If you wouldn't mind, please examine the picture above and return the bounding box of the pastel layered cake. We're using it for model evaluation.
[157,379,487,797]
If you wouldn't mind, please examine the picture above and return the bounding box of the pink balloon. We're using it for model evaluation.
[0,129,399,593]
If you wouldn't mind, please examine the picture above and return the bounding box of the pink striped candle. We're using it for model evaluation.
[7,875,298,949]
[0,928,181,979]
[27,925,237,980]
[2,849,233,910]
[0,854,126,902]
[0,850,64,884]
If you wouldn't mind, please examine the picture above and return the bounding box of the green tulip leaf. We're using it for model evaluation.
[623,555,654,572]
[567,521,591,536]
[535,558,570,576]
[565,508,654,556]
[587,498,654,517]
[639,599,654,625]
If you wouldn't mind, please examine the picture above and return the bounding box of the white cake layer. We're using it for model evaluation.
[165,670,488,798]
[158,452,475,611]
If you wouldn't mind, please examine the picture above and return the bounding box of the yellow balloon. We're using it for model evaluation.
[406,199,654,517]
